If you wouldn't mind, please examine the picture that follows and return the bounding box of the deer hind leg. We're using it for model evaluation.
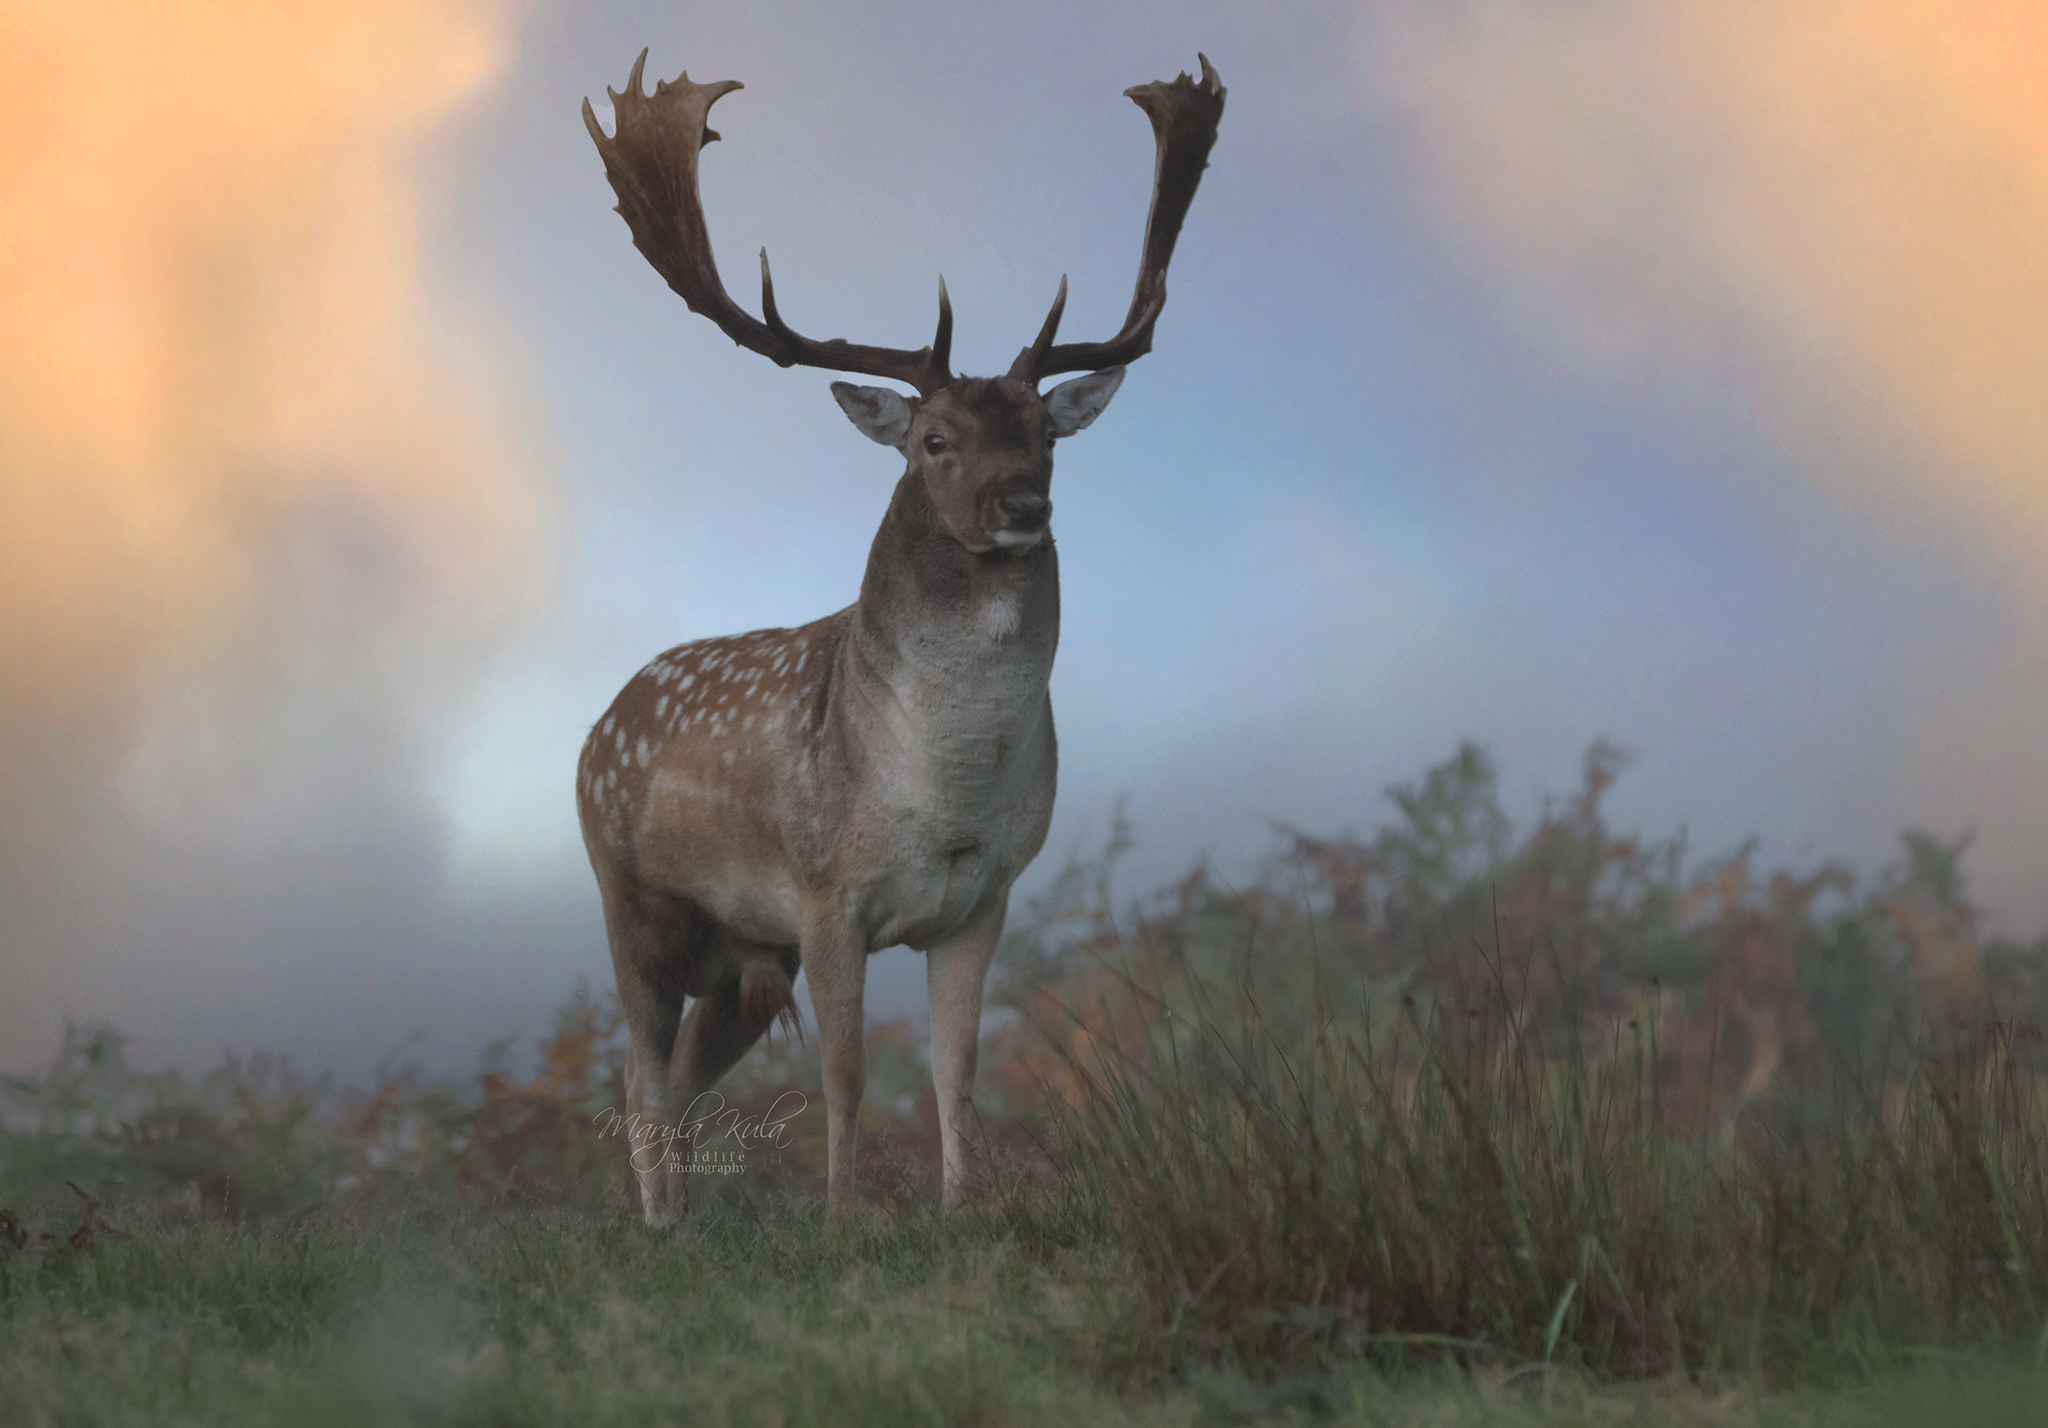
[674,940,803,1113]
[600,884,698,1226]
[925,892,1007,1208]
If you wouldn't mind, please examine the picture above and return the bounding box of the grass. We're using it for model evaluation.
[1033,942,2048,1383]
[7,741,2048,1423]
[7,1201,2048,1426]
[0,1198,1127,1426]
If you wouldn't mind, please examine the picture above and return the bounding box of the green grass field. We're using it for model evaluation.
[7,744,2048,1425]
[6,1199,2048,1425]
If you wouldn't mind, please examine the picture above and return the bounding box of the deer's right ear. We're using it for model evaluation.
[831,382,914,448]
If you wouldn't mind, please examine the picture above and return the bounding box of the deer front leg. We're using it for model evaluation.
[801,903,868,1220]
[926,892,1007,1207]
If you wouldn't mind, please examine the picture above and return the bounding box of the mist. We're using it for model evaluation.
[1365,0,2048,921]
[0,0,547,1073]
[4,0,2042,1082]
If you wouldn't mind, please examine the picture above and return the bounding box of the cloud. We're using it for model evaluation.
[0,0,544,1066]
[1365,0,2048,924]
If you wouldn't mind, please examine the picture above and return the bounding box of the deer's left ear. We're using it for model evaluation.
[1044,367,1125,438]
[832,382,914,447]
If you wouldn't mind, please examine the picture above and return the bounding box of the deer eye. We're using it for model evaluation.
[923,433,946,455]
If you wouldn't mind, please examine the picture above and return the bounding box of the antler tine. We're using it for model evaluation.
[1007,275,1067,383]
[1019,53,1226,385]
[586,54,952,394]
[931,277,954,379]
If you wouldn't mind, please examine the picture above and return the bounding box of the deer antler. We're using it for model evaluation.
[584,51,954,394]
[1010,54,1226,386]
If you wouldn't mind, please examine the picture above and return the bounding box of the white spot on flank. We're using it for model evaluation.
[636,737,650,767]
[655,695,668,717]
[680,674,694,690]
[614,730,626,754]
[602,714,615,735]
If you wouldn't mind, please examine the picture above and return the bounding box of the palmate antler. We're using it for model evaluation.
[583,50,1225,393]
[1010,55,1227,385]
[583,50,954,394]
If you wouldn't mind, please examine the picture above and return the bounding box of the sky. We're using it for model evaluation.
[3,0,2044,1078]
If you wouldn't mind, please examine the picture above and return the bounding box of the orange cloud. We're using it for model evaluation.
[0,0,540,1049]
[1369,0,2048,924]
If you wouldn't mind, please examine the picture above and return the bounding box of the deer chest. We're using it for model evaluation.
[851,695,1057,951]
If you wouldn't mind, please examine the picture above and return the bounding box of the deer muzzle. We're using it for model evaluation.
[995,489,1052,531]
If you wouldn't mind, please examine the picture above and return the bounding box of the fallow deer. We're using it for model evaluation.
[578,49,1224,1221]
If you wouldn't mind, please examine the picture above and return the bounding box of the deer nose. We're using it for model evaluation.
[997,490,1052,530]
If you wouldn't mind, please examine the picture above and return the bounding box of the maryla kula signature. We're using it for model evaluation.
[593,1091,807,1173]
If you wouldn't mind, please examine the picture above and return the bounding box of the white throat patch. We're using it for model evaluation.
[984,591,1023,641]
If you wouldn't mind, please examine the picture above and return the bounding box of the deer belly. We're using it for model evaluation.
[647,857,801,945]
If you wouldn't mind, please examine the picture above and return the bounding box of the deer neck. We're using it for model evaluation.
[842,469,1059,756]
